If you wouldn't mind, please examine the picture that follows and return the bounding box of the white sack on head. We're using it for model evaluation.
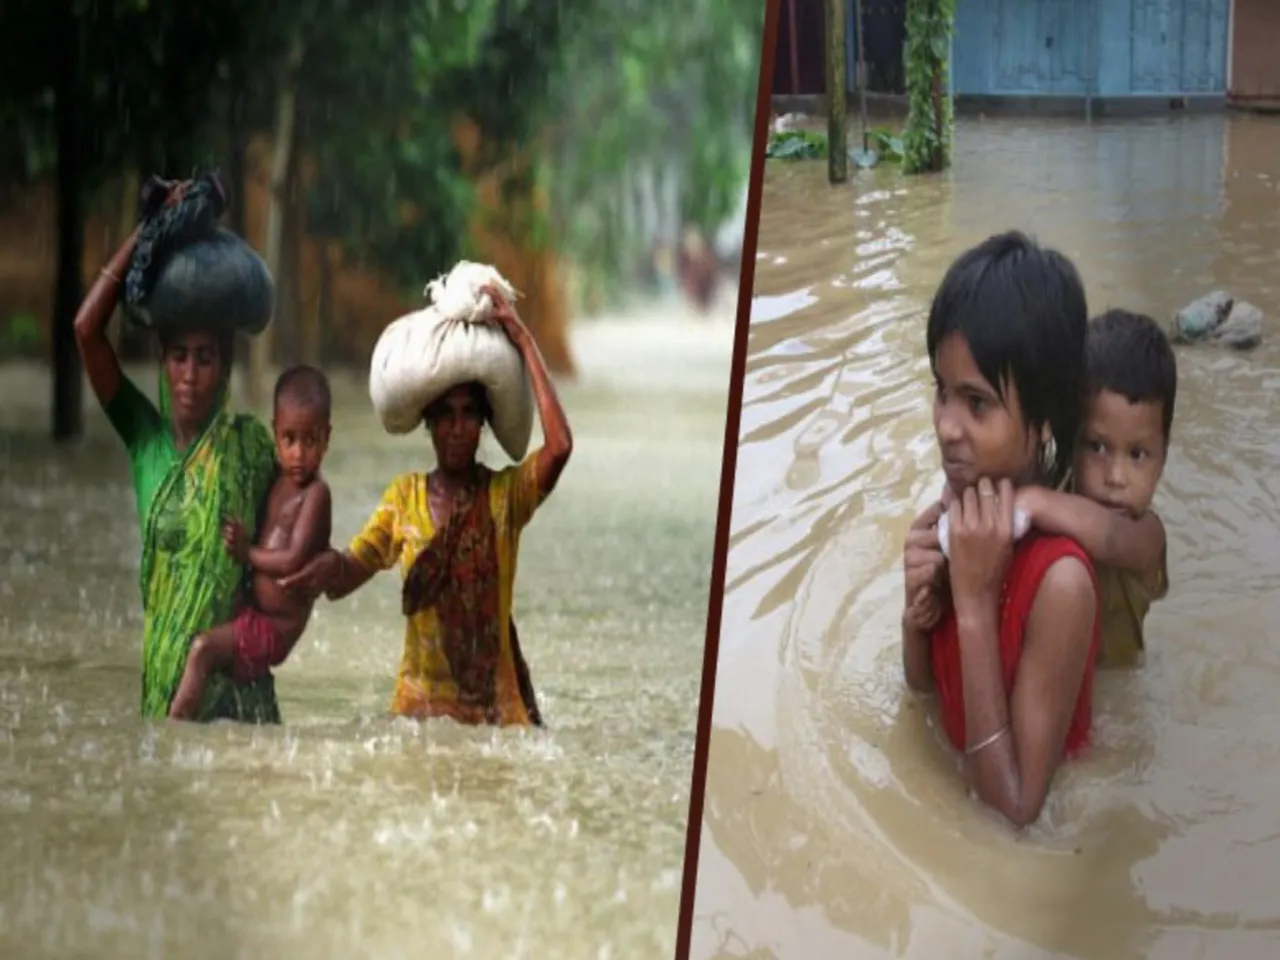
[369,261,534,461]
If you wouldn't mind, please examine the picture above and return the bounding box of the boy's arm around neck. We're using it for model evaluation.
[1019,486,1166,581]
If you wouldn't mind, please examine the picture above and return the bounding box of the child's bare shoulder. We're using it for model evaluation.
[304,478,332,514]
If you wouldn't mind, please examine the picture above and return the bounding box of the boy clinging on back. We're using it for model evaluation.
[169,365,333,719]
[1016,309,1177,667]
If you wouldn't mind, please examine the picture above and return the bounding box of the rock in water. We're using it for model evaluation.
[1212,300,1263,350]
[1173,291,1232,341]
[1172,291,1263,351]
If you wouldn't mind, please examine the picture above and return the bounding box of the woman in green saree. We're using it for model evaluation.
[75,181,280,722]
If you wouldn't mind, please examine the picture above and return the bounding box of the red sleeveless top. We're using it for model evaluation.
[929,534,1101,759]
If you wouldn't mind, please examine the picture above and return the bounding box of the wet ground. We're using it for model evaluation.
[0,309,733,958]
[692,113,1280,959]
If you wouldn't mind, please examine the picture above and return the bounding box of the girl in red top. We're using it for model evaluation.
[899,231,1101,830]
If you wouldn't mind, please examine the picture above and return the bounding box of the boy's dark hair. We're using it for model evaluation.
[926,230,1088,488]
[1085,309,1178,440]
[274,364,332,420]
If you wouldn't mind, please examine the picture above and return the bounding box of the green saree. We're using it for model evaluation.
[104,371,280,722]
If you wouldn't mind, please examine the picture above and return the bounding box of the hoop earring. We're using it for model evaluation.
[1039,436,1058,477]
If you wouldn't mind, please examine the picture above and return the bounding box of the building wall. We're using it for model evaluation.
[953,0,1229,98]
[1229,0,1280,99]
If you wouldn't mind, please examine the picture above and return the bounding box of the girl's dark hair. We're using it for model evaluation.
[926,230,1088,486]
[423,381,493,424]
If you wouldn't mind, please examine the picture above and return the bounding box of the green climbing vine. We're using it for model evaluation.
[902,0,956,175]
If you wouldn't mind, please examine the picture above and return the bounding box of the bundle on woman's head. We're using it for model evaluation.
[369,260,534,462]
[422,261,518,325]
[123,170,275,338]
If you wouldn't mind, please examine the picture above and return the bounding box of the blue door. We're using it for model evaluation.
[1131,0,1229,94]
[993,0,1091,95]
[1178,0,1228,92]
[1130,0,1180,92]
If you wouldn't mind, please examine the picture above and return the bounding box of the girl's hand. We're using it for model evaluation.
[903,499,948,612]
[164,179,193,208]
[904,584,944,632]
[946,477,1016,616]
[277,549,340,600]
[480,284,525,340]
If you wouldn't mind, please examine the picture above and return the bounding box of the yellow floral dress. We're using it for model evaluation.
[348,456,543,725]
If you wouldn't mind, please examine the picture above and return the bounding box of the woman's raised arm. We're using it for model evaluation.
[485,286,573,498]
[74,227,140,408]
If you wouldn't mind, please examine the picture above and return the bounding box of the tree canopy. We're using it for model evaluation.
[1,0,761,295]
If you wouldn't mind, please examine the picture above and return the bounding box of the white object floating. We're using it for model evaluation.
[937,507,1030,559]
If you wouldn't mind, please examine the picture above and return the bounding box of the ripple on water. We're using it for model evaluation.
[695,113,1280,960]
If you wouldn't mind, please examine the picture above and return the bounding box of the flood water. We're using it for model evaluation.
[0,311,732,958]
[692,113,1280,959]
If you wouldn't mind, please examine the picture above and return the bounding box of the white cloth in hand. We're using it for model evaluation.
[937,507,1031,559]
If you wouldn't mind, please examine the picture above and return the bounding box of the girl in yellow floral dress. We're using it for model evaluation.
[280,286,572,726]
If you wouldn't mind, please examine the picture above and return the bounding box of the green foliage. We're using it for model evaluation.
[282,0,594,296]
[295,0,502,293]
[0,0,256,191]
[0,314,41,359]
[868,127,906,163]
[767,126,904,165]
[767,130,827,160]
[902,0,955,175]
[546,0,765,290]
[0,0,760,309]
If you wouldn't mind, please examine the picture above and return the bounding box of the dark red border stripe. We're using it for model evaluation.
[672,1,781,956]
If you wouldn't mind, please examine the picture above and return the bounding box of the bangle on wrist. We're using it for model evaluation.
[965,722,1011,756]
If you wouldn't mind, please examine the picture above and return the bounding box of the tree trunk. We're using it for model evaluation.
[108,168,139,355]
[226,61,249,374]
[226,62,248,238]
[315,242,334,367]
[52,0,83,441]
[248,36,303,406]
[278,145,304,367]
[825,0,848,184]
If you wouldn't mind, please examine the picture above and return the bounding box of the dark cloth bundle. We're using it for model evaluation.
[122,172,275,336]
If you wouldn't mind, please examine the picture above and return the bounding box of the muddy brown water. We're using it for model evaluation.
[0,313,733,959]
[692,114,1280,959]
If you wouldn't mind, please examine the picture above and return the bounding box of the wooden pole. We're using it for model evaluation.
[825,0,848,183]
[52,0,84,441]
